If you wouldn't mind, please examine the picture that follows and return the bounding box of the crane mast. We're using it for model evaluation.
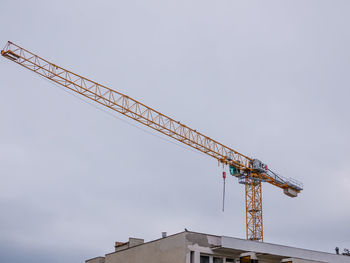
[1,41,303,241]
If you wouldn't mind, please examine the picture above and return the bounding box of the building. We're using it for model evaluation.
[86,231,350,263]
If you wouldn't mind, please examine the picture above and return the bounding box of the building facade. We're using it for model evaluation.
[86,231,350,263]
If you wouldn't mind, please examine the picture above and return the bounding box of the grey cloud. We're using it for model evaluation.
[0,0,349,262]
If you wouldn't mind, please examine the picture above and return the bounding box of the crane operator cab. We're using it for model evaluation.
[251,159,268,174]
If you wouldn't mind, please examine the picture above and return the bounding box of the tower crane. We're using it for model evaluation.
[1,41,303,241]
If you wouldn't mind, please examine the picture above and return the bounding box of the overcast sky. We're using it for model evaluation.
[1,1,349,262]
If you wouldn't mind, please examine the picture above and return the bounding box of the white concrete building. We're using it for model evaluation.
[86,231,350,263]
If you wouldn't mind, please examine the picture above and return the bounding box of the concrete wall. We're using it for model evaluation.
[86,232,350,263]
[185,232,223,263]
[281,258,324,263]
[104,232,187,263]
[221,236,350,263]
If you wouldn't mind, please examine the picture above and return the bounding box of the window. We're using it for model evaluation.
[200,255,209,263]
[240,257,259,263]
[226,259,235,263]
[240,256,250,263]
[190,251,194,263]
[213,257,223,263]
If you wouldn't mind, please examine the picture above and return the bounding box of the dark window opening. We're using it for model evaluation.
[200,255,210,263]
[190,251,194,263]
[240,257,259,263]
[213,257,223,263]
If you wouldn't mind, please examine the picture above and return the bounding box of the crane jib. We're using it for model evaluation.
[1,42,251,168]
[1,41,303,242]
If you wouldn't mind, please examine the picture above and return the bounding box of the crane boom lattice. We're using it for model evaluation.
[1,41,303,242]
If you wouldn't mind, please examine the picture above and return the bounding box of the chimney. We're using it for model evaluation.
[128,238,144,248]
[114,241,128,252]
[114,237,144,252]
[162,232,167,238]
